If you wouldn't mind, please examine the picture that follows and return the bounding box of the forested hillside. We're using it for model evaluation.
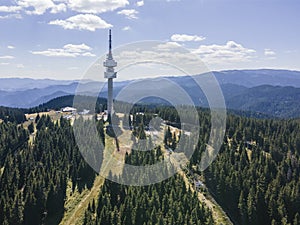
[0,116,100,225]
[30,95,107,113]
[0,106,26,123]
[203,116,300,225]
[83,146,214,225]
[226,85,300,118]
[0,103,299,225]
[158,107,300,225]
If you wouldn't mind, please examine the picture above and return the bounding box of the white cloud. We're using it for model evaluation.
[0,0,66,16]
[155,42,182,51]
[0,14,22,19]
[50,3,67,13]
[67,0,129,14]
[49,14,112,31]
[0,0,128,17]
[122,26,131,31]
[31,50,76,57]
[17,64,25,68]
[117,9,138,19]
[114,42,206,77]
[171,34,206,42]
[17,0,66,15]
[31,43,96,57]
[82,52,96,57]
[0,62,10,65]
[0,55,14,59]
[264,48,276,56]
[64,43,91,52]
[136,0,144,7]
[7,45,15,49]
[0,5,22,13]
[192,41,256,64]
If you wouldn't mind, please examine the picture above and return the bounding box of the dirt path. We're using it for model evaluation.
[167,151,233,225]
[61,176,104,225]
[177,169,233,225]
[180,167,232,224]
[61,125,130,225]
[61,117,232,225]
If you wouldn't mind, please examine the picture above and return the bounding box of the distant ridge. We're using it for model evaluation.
[0,77,74,91]
[212,69,300,87]
[1,69,300,118]
[1,69,300,92]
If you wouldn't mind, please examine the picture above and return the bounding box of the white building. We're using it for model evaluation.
[61,107,77,114]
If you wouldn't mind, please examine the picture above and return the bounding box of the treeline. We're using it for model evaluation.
[27,95,107,113]
[0,115,104,225]
[0,106,26,123]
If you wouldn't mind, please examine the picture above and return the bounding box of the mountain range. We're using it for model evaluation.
[1,69,300,118]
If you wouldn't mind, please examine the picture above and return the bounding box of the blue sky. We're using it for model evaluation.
[0,0,299,80]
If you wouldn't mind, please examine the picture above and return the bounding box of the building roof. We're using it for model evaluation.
[62,107,77,112]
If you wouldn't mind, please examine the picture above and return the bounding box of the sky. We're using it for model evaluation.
[0,0,299,80]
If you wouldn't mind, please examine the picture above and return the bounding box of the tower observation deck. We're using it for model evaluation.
[103,29,117,117]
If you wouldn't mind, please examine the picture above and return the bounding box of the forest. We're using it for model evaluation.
[0,115,98,225]
[0,102,299,225]
[82,145,214,225]
[157,106,300,225]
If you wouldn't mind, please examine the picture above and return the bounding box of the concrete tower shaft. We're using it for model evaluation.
[103,29,117,116]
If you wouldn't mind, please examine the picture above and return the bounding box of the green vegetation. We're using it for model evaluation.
[0,106,26,123]
[82,144,214,225]
[29,95,107,113]
[0,115,102,225]
[158,105,300,225]
[159,106,300,225]
[227,85,300,118]
[202,116,300,225]
[0,100,299,225]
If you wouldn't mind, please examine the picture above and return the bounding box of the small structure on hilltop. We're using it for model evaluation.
[61,107,77,114]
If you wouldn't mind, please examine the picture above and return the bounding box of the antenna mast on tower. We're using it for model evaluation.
[103,29,117,117]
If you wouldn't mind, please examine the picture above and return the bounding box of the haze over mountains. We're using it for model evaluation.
[213,69,300,87]
[1,69,300,118]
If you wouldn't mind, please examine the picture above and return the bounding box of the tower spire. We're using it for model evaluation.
[109,29,112,58]
[103,29,117,117]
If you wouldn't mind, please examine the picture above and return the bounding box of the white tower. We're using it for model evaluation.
[103,29,117,117]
